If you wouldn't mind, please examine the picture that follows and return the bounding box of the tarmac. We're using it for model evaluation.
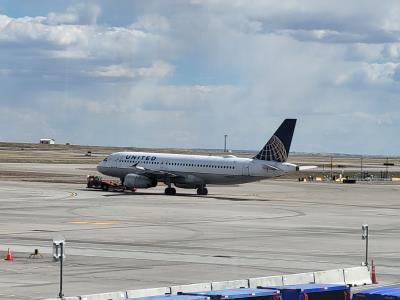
[0,163,399,300]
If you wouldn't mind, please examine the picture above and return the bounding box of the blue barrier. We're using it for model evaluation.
[180,288,281,300]
[258,283,350,300]
[353,285,400,300]
[127,295,209,300]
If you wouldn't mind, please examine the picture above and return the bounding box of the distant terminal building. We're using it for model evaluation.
[39,138,55,144]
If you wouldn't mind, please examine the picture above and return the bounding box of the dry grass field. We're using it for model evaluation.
[0,142,399,183]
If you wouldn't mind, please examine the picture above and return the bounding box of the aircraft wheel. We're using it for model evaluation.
[165,187,176,195]
[197,187,208,195]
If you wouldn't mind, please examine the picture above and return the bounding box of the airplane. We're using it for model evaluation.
[97,119,313,195]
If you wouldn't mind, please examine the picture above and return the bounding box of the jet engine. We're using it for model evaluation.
[174,174,203,189]
[124,174,156,189]
[174,183,196,189]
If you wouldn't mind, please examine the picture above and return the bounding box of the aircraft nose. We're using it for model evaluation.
[97,165,104,173]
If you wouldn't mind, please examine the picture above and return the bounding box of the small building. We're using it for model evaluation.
[39,138,55,145]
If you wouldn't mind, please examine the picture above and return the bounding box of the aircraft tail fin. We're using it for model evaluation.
[253,119,297,162]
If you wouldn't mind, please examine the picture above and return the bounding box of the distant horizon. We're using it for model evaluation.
[1,140,399,158]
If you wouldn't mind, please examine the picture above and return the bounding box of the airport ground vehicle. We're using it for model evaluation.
[86,175,133,191]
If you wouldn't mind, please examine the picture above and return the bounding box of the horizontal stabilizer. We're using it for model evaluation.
[298,165,317,171]
[262,164,280,171]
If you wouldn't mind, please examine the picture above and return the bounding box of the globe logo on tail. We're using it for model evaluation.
[256,135,288,162]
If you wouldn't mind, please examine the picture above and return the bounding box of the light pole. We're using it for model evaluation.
[360,156,363,180]
[385,157,389,179]
[53,237,66,299]
[59,242,64,299]
[362,224,369,266]
[224,134,228,152]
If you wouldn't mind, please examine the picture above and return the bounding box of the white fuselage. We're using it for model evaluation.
[97,151,298,186]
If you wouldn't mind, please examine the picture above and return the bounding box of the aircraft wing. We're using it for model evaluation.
[130,164,180,177]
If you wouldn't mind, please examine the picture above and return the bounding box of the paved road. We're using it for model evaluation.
[0,175,399,299]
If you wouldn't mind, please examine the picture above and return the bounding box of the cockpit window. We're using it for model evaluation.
[103,157,108,162]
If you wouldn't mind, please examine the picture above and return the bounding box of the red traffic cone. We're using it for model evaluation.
[4,248,13,261]
[371,260,378,284]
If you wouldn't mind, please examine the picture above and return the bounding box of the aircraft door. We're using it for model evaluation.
[111,155,119,168]
[112,156,118,168]
[242,164,250,176]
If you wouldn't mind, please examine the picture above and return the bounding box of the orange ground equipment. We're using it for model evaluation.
[371,260,378,284]
[4,248,13,261]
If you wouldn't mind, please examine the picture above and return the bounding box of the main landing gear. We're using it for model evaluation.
[164,187,176,195]
[196,186,208,195]
[164,177,176,195]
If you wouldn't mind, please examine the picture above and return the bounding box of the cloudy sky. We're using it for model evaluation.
[0,1,399,155]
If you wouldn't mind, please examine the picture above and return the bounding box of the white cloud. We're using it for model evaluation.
[46,3,101,25]
[86,61,174,79]
[87,64,137,78]
[0,14,89,46]
[0,9,171,61]
[1,2,400,154]
[132,15,170,32]
[336,62,400,86]
[363,63,398,83]
[0,14,11,30]
[46,12,78,25]
[382,43,400,59]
